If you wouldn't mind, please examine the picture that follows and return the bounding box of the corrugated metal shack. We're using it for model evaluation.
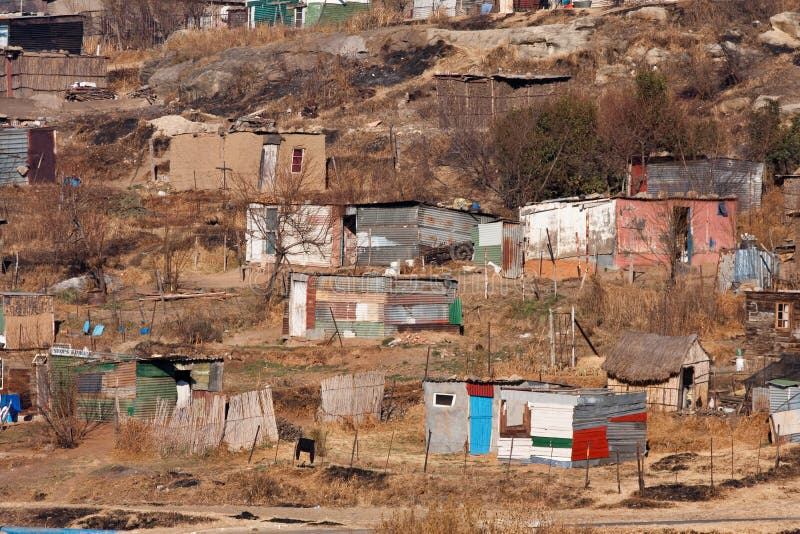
[247,0,299,26]
[604,332,710,412]
[0,292,54,350]
[497,388,647,467]
[631,157,763,212]
[0,127,57,185]
[434,73,571,129]
[471,220,524,279]
[353,201,497,266]
[286,273,460,339]
[744,291,800,361]
[0,50,107,98]
[520,195,737,272]
[767,379,800,443]
[412,0,479,19]
[0,14,84,54]
[45,347,223,421]
[423,378,567,455]
[717,245,779,293]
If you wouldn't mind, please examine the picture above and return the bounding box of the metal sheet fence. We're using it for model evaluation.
[320,372,385,423]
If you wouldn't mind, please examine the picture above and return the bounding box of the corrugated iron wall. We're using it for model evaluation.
[9,16,84,55]
[356,205,419,265]
[645,158,763,211]
[0,129,29,186]
[472,223,502,265]
[419,204,494,248]
[502,222,523,279]
[299,274,458,338]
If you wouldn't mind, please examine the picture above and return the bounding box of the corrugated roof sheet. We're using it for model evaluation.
[645,158,763,211]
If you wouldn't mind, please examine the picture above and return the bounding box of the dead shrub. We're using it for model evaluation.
[116,418,155,454]
[344,7,403,31]
[647,412,769,453]
[307,424,329,459]
[163,24,297,63]
[173,311,224,344]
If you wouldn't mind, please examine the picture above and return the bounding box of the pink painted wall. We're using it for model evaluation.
[614,198,737,269]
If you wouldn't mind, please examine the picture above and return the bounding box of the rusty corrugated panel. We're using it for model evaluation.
[466,383,494,397]
[502,222,523,279]
[418,205,495,248]
[9,15,84,55]
[27,128,56,184]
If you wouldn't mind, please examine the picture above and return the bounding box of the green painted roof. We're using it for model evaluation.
[769,378,800,388]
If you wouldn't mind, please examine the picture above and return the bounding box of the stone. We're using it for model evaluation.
[645,47,670,66]
[721,28,743,43]
[781,102,800,115]
[770,12,800,39]
[147,115,220,137]
[715,97,750,115]
[753,95,781,111]
[148,60,194,95]
[706,43,724,58]
[626,6,668,24]
[594,64,631,85]
[758,29,800,51]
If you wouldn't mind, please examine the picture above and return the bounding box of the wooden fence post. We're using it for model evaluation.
[350,428,358,467]
[424,429,432,473]
[710,437,714,492]
[506,437,514,478]
[385,429,395,472]
[584,442,590,489]
[776,424,781,470]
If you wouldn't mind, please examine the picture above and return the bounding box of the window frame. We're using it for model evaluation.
[290,147,304,174]
[776,302,792,331]
[433,393,455,407]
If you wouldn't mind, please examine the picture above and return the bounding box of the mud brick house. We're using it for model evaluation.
[0,127,57,185]
[604,332,710,412]
[285,273,460,340]
[744,290,800,363]
[434,73,571,129]
[520,195,737,272]
[167,130,326,193]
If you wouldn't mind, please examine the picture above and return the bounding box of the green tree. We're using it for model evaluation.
[490,93,619,209]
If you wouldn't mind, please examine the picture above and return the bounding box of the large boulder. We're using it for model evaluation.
[770,12,800,39]
[758,29,800,51]
[626,6,668,24]
[645,47,670,66]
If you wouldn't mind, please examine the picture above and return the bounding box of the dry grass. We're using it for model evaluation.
[344,7,404,32]
[163,24,300,62]
[115,418,155,455]
[647,412,769,454]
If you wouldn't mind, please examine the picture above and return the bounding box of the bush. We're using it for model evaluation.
[174,314,223,344]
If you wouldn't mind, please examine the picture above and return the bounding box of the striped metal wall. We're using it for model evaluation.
[9,16,84,55]
[356,205,419,266]
[418,205,494,248]
[769,384,800,414]
[0,129,29,186]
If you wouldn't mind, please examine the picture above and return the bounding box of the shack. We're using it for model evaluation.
[293,0,370,26]
[167,130,326,193]
[520,195,737,272]
[434,73,571,129]
[247,0,300,26]
[246,203,354,267]
[423,378,571,455]
[744,290,800,362]
[285,273,461,339]
[0,14,84,54]
[631,157,763,212]
[471,220,524,278]
[44,346,224,420]
[497,388,647,467]
[0,292,54,350]
[604,332,710,412]
[353,201,497,266]
[766,378,800,443]
[744,355,800,413]
[717,243,779,293]
[0,127,57,185]
[0,50,107,98]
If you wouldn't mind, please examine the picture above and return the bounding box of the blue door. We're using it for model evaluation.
[469,396,493,455]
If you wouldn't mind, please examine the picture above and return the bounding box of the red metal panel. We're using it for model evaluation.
[466,383,494,398]
[609,412,647,423]
[571,427,609,461]
[27,128,56,184]
[306,276,316,332]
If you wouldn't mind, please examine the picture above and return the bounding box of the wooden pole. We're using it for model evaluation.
[463,440,468,475]
[549,309,555,367]
[636,443,644,493]
[616,451,621,494]
[487,322,492,375]
[757,437,762,475]
[710,436,714,492]
[194,236,199,269]
[223,233,228,272]
[506,437,514,478]
[248,425,261,464]
[584,442,590,488]
[484,250,488,299]
[273,439,280,465]
[730,431,734,480]
[350,428,358,467]
[385,429,395,471]
[775,424,781,470]
[424,429,432,473]
[329,307,343,348]
[424,345,430,379]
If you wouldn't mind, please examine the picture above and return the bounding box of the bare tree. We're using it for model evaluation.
[234,160,334,300]
[39,368,108,448]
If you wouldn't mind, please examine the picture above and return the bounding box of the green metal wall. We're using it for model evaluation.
[471,226,502,265]
[304,2,370,26]
[248,0,299,25]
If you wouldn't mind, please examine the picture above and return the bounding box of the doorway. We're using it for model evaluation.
[680,366,695,410]
[672,206,691,264]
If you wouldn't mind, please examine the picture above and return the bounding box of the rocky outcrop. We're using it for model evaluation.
[626,6,668,24]
[759,12,800,51]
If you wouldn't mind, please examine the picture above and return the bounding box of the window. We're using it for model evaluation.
[291,148,304,174]
[434,393,455,407]
[777,302,792,330]
[262,207,278,255]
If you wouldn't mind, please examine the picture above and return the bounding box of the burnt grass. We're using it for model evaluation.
[0,507,206,530]
[650,452,699,472]
[637,483,718,502]
[324,465,387,484]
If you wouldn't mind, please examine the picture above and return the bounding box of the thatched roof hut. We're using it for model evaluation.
[604,332,710,412]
